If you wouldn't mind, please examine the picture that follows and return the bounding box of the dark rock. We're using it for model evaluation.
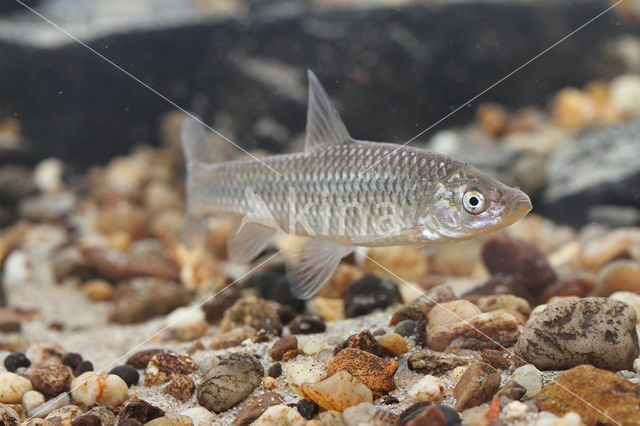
[498,380,527,401]
[414,313,428,347]
[515,297,639,371]
[333,330,384,358]
[288,313,325,335]
[109,278,194,324]
[269,335,298,361]
[4,352,30,372]
[126,349,165,369]
[399,402,432,425]
[70,414,101,426]
[274,304,297,325]
[61,352,83,369]
[389,285,454,325]
[197,353,264,413]
[163,374,196,402]
[120,399,165,423]
[437,404,462,426]
[344,274,402,318]
[453,362,501,411]
[85,406,115,426]
[74,360,94,376]
[201,286,241,324]
[543,120,640,226]
[109,365,140,387]
[250,270,305,313]
[30,364,71,397]
[394,320,417,337]
[296,398,318,420]
[405,404,446,426]
[235,392,284,425]
[463,274,533,305]
[267,362,282,378]
[407,351,469,375]
[481,234,556,289]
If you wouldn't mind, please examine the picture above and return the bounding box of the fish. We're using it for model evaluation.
[181,70,532,299]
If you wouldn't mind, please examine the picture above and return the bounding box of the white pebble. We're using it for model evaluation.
[550,412,583,426]
[0,372,32,403]
[44,404,82,422]
[427,300,481,327]
[633,357,640,373]
[22,390,46,416]
[610,292,640,324]
[610,74,640,116]
[284,358,327,389]
[33,158,64,193]
[534,411,561,426]
[512,364,542,399]
[198,355,220,375]
[71,372,128,406]
[166,306,207,340]
[180,406,216,424]
[3,251,30,284]
[252,404,306,426]
[450,366,467,384]
[302,338,325,355]
[408,374,443,402]
[502,400,529,421]
[29,392,70,417]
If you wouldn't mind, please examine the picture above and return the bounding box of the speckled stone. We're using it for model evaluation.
[327,348,398,396]
[515,297,639,371]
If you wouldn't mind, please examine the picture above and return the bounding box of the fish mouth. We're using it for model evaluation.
[507,192,533,217]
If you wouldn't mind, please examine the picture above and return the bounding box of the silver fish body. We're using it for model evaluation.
[182,71,532,298]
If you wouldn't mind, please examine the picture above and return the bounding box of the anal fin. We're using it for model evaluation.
[287,238,353,300]
[228,223,276,264]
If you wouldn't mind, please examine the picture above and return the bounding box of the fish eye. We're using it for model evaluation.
[463,190,486,214]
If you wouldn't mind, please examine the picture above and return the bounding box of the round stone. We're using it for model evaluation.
[3,353,30,372]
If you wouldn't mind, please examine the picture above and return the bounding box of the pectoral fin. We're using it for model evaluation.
[286,238,353,300]
[228,223,276,264]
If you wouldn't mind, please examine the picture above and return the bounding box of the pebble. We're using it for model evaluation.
[20,192,76,222]
[407,350,469,375]
[288,313,326,334]
[327,348,398,395]
[476,294,531,317]
[515,297,639,371]
[334,330,384,358]
[595,259,640,296]
[126,349,165,369]
[610,73,640,116]
[427,300,482,326]
[296,399,318,420]
[234,391,284,425]
[426,311,520,351]
[536,364,640,425]
[144,414,193,425]
[251,270,305,313]
[511,364,542,400]
[61,352,83,369]
[251,404,306,426]
[83,246,181,282]
[453,362,501,411]
[108,365,139,387]
[408,375,444,402]
[165,306,207,341]
[389,284,455,325]
[269,336,298,361]
[501,400,529,421]
[70,414,101,426]
[120,399,165,423]
[499,381,527,401]
[482,234,556,288]
[197,353,263,413]
[310,297,344,322]
[144,353,197,386]
[344,274,402,318]
[634,357,640,373]
[22,390,45,415]
[302,338,325,355]
[362,246,429,283]
[405,404,446,426]
[4,353,30,372]
[268,362,282,378]
[74,361,93,376]
[376,332,409,356]
[301,370,373,412]
[82,279,114,301]
[44,404,82,423]
[220,296,282,336]
[0,372,32,403]
[30,364,71,396]
[109,278,193,324]
[163,374,195,402]
[70,372,128,406]
[180,407,216,425]
[319,263,362,298]
[481,348,515,370]
[85,405,115,426]
[394,319,417,337]
[0,403,20,425]
[201,286,242,324]
[450,365,467,384]
[284,358,326,389]
[342,402,399,425]
[262,376,277,390]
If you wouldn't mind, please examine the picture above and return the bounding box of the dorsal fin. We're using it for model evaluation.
[304,70,352,152]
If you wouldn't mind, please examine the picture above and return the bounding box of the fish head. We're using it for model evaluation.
[417,165,532,243]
